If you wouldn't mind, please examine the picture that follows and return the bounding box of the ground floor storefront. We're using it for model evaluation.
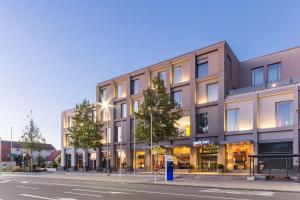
[61,139,299,173]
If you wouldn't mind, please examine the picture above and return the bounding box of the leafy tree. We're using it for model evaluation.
[36,155,46,168]
[20,112,46,171]
[69,99,103,151]
[135,76,182,145]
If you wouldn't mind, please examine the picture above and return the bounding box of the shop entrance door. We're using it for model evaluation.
[200,154,217,172]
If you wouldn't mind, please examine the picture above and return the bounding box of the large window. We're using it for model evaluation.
[226,109,239,131]
[121,103,127,118]
[251,67,264,86]
[196,113,208,134]
[105,127,111,143]
[115,126,122,142]
[131,79,139,95]
[177,116,191,137]
[133,100,139,113]
[158,71,166,86]
[172,91,182,108]
[172,67,182,84]
[268,63,281,83]
[196,58,208,78]
[100,89,108,102]
[116,84,123,98]
[102,109,109,121]
[276,101,293,127]
[207,83,218,102]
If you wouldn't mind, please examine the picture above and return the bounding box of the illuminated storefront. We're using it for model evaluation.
[116,149,127,169]
[193,139,219,172]
[225,142,253,171]
[135,150,146,170]
[173,147,190,169]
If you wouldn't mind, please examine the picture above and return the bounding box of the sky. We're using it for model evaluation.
[0,0,300,149]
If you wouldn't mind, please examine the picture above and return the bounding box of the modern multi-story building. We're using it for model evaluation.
[61,41,300,173]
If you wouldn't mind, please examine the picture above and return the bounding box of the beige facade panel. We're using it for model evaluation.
[196,78,218,104]
[258,92,293,129]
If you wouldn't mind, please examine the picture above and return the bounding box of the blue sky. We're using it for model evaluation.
[0,0,300,149]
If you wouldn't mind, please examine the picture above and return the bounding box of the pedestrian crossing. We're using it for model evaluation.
[199,188,274,197]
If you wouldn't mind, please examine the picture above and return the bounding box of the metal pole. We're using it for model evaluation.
[10,127,13,170]
[120,118,123,178]
[150,113,153,175]
[107,108,110,176]
[133,116,136,180]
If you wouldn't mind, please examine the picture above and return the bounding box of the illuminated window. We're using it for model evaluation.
[100,89,108,102]
[116,84,122,98]
[105,128,111,143]
[173,67,182,84]
[276,101,293,127]
[133,100,139,113]
[121,103,127,118]
[226,109,239,131]
[177,116,191,137]
[207,83,218,102]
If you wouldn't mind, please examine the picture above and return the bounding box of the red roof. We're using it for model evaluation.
[46,150,61,161]
[0,140,56,162]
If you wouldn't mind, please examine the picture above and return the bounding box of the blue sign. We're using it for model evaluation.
[165,155,173,181]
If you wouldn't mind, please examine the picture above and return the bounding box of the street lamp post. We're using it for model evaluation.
[119,117,123,178]
[10,127,13,170]
[150,113,153,175]
[133,116,136,180]
[106,108,110,176]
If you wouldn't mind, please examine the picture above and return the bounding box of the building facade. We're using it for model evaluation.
[61,41,300,173]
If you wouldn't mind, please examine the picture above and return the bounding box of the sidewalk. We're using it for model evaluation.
[2,172,300,193]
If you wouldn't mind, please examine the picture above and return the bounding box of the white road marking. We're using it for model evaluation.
[0,180,11,183]
[19,194,54,200]
[199,189,274,197]
[19,181,251,200]
[19,194,77,200]
[21,181,30,184]
[72,188,133,195]
[16,185,39,190]
[64,192,103,198]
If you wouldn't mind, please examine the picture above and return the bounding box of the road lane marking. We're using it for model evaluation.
[19,194,54,200]
[19,194,77,200]
[199,189,274,197]
[0,180,11,183]
[16,185,39,190]
[18,181,251,200]
[64,192,103,198]
[21,181,30,184]
[72,188,133,195]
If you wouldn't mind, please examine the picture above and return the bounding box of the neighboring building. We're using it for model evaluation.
[0,140,57,169]
[61,41,300,173]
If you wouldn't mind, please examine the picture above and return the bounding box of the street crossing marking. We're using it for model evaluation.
[16,185,39,190]
[199,189,274,197]
[64,192,103,198]
[72,188,133,195]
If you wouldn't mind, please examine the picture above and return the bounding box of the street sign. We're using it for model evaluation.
[165,155,173,181]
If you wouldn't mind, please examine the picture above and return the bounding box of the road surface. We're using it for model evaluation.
[0,175,299,200]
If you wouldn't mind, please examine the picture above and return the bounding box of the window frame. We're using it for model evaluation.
[131,79,140,95]
[267,62,281,83]
[226,108,239,132]
[116,84,123,98]
[275,100,293,127]
[172,90,182,108]
[196,58,208,79]
[172,66,182,84]
[207,82,219,102]
[196,113,208,134]
[251,66,264,86]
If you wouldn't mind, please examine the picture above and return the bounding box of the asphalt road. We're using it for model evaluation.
[0,175,299,200]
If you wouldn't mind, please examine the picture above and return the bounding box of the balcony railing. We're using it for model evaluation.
[228,78,300,96]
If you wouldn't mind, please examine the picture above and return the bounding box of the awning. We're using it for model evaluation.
[220,139,253,145]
